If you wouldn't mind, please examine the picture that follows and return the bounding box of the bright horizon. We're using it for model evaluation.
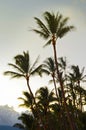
[0,0,86,112]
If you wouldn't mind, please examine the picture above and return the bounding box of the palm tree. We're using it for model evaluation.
[4,51,42,102]
[70,65,86,83]
[4,51,43,129]
[33,11,75,130]
[69,65,86,111]
[36,86,56,115]
[58,57,68,81]
[18,91,37,117]
[42,57,59,98]
[35,86,57,129]
[13,113,36,130]
[18,87,57,130]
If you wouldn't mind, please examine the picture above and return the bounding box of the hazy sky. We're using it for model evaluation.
[0,105,20,125]
[0,0,86,112]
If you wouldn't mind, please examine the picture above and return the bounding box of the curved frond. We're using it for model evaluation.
[33,29,49,39]
[43,11,60,34]
[8,63,25,74]
[31,64,42,77]
[14,51,30,73]
[4,71,25,78]
[41,68,50,75]
[57,25,75,38]
[29,56,39,73]
[18,91,34,107]
[43,39,51,47]
[34,17,50,38]
[42,57,56,75]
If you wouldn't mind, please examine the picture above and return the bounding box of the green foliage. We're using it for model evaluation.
[33,11,75,46]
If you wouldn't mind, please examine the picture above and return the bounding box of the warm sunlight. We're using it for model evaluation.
[0,74,51,112]
[0,75,25,110]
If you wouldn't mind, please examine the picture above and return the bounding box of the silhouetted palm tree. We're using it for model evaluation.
[36,86,56,115]
[18,91,37,117]
[58,57,68,81]
[35,86,57,129]
[13,113,36,130]
[69,65,86,111]
[42,57,59,98]
[4,51,43,129]
[33,11,75,130]
[4,51,42,101]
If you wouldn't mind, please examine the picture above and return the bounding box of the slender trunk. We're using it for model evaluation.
[78,81,82,112]
[52,35,75,130]
[73,95,76,107]
[72,86,76,107]
[52,75,62,106]
[52,75,58,98]
[26,79,35,103]
[80,92,82,111]
[26,78,46,130]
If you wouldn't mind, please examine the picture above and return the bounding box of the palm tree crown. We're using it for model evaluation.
[33,11,75,46]
[4,51,42,80]
[4,51,42,107]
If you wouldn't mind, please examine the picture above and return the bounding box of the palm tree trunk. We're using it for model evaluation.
[26,78,35,101]
[52,35,75,130]
[78,81,83,112]
[52,75,58,98]
[80,92,82,111]
[26,78,46,130]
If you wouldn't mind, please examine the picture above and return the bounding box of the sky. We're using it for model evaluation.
[0,0,86,112]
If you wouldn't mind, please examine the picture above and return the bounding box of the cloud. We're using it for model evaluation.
[0,105,20,126]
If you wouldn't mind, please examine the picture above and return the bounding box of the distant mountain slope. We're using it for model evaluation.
[0,125,20,130]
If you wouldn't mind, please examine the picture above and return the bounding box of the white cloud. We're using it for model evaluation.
[0,105,20,126]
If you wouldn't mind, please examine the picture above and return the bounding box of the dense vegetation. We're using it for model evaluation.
[4,11,86,130]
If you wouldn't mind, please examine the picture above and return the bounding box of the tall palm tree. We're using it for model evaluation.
[58,57,68,81]
[4,51,43,129]
[42,57,59,98]
[69,65,86,111]
[4,51,42,101]
[70,65,86,84]
[33,11,75,130]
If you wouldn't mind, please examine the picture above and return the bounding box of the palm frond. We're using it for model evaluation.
[57,25,75,38]
[14,51,30,73]
[43,11,58,34]
[8,63,25,74]
[29,56,39,73]
[4,71,25,78]
[41,68,50,75]
[18,102,30,108]
[42,57,56,74]
[60,17,69,28]
[33,29,49,39]
[43,39,51,47]
[34,17,50,37]
[31,64,42,77]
